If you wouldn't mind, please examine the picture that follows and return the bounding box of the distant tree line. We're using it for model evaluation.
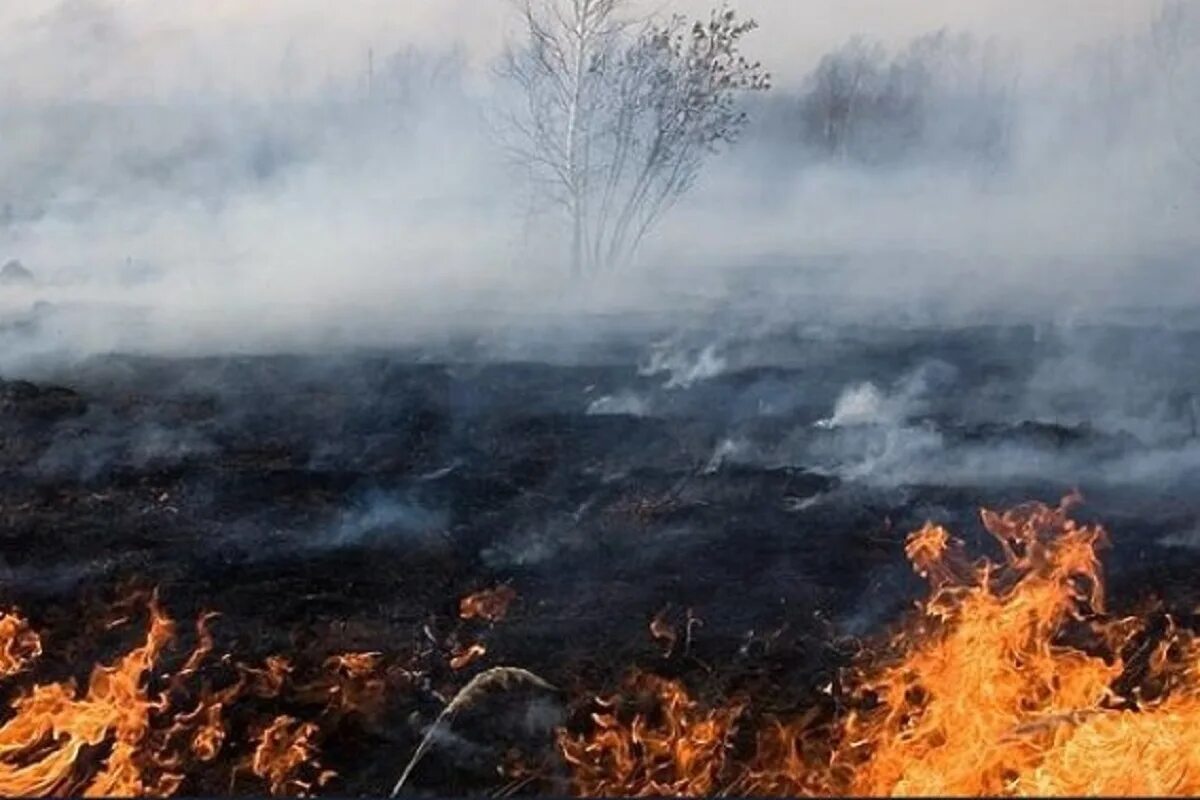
[752,30,1017,169]
[18,1,1187,274]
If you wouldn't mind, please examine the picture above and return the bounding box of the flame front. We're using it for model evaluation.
[8,496,1200,796]
[560,496,1200,796]
[0,595,395,797]
[0,597,176,797]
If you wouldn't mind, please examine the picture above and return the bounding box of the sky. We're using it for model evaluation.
[0,0,1158,100]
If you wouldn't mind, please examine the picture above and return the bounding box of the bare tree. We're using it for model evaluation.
[499,0,624,276]
[891,30,1015,166]
[800,37,885,160]
[499,2,768,275]
[379,45,468,109]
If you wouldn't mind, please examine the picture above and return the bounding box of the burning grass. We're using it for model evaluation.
[0,594,395,796]
[459,585,518,624]
[7,496,1200,795]
[559,494,1200,796]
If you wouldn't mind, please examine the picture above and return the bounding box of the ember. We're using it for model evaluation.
[459,586,518,624]
[449,643,489,671]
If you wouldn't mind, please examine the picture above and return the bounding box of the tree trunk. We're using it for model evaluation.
[571,199,584,277]
[566,1,590,276]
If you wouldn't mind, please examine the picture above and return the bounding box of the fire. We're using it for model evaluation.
[830,496,1120,796]
[449,643,488,671]
[560,496,1200,797]
[0,610,41,678]
[459,585,517,624]
[10,495,1200,796]
[0,593,394,797]
[247,717,333,797]
[558,673,744,796]
[0,595,176,797]
[294,652,389,725]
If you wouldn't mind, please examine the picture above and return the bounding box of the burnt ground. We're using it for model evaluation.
[3,319,1200,794]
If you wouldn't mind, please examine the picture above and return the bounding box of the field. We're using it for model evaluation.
[3,316,1200,794]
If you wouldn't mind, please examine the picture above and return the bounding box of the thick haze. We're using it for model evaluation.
[0,0,1196,368]
[0,1,1152,95]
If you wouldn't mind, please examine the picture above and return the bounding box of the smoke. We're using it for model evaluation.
[35,416,217,482]
[329,493,446,549]
[587,391,651,417]
[0,0,1195,374]
[690,330,1200,494]
[640,343,728,390]
[817,361,957,429]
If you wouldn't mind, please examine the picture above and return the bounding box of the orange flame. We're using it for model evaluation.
[459,586,518,624]
[559,672,744,796]
[248,717,334,797]
[0,596,175,796]
[560,496,1200,796]
[0,610,41,678]
[449,643,488,671]
[293,652,390,725]
[0,595,351,797]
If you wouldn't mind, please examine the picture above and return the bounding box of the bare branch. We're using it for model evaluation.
[498,2,767,274]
